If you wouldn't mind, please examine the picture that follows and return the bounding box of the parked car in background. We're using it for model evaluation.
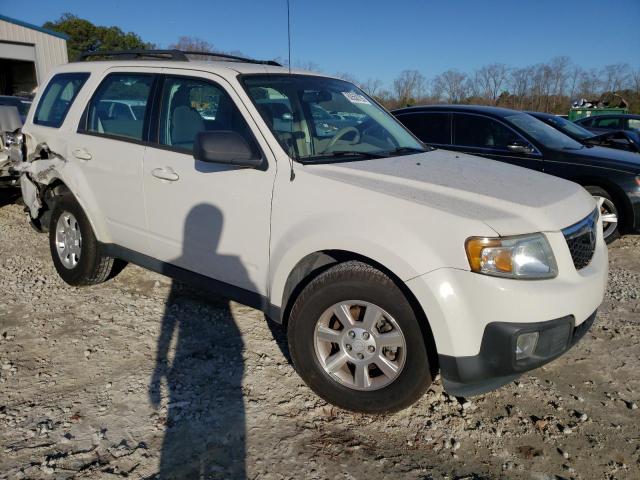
[528,111,640,154]
[0,95,32,124]
[574,113,640,136]
[393,105,640,243]
[13,51,607,413]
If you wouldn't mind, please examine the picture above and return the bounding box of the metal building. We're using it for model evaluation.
[0,15,68,97]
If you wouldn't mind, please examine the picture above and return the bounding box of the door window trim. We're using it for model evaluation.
[451,112,543,157]
[77,72,159,147]
[146,73,264,162]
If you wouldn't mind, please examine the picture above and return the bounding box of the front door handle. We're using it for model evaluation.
[72,148,92,161]
[151,167,180,182]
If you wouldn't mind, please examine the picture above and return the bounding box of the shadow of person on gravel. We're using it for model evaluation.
[148,204,249,479]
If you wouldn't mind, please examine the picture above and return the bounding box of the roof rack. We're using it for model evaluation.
[76,49,282,66]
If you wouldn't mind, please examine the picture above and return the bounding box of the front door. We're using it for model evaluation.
[142,71,275,296]
[451,113,543,171]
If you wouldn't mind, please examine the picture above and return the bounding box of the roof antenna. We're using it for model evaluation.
[287,0,292,75]
[287,0,296,181]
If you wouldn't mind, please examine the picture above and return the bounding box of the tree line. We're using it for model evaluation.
[340,58,640,114]
[44,14,639,114]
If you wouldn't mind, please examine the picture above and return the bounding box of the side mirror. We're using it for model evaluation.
[506,140,534,154]
[193,131,262,168]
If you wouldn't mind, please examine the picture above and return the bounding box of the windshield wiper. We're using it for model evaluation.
[301,150,388,163]
[385,146,428,156]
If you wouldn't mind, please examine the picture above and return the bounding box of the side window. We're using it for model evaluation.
[158,76,257,153]
[578,117,593,126]
[34,73,89,127]
[627,118,640,131]
[83,73,154,141]
[453,114,520,150]
[592,117,622,129]
[397,112,451,144]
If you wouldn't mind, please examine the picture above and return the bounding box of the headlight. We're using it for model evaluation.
[465,233,558,279]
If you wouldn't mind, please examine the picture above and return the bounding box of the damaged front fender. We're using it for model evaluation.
[11,143,67,219]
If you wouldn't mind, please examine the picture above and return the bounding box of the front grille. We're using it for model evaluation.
[562,209,598,270]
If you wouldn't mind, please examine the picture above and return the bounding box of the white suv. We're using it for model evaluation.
[16,51,607,413]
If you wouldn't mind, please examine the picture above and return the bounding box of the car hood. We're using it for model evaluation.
[564,145,640,173]
[303,149,595,236]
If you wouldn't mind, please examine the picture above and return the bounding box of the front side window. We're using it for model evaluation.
[34,73,89,127]
[242,75,425,163]
[397,112,451,145]
[84,73,154,141]
[453,114,522,150]
[157,76,257,153]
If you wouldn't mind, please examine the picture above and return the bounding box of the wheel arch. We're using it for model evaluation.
[278,249,440,375]
[570,175,633,231]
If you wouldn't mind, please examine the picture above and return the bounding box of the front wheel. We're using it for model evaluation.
[287,261,432,413]
[49,195,119,286]
[585,186,620,244]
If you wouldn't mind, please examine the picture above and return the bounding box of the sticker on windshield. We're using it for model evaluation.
[342,91,371,105]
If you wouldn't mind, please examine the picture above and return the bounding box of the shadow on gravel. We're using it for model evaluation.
[0,188,20,208]
[148,205,248,479]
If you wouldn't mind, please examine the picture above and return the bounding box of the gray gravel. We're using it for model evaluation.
[0,194,639,479]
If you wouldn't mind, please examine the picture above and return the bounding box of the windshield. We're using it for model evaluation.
[241,75,425,162]
[543,115,594,140]
[507,113,585,150]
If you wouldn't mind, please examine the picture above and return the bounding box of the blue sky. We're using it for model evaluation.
[2,0,639,86]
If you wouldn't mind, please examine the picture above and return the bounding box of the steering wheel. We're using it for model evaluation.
[323,126,361,153]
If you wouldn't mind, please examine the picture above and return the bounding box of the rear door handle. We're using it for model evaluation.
[72,148,92,161]
[151,167,180,182]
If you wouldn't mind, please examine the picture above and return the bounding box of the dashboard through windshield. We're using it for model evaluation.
[241,75,426,162]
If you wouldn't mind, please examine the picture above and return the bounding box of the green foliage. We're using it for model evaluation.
[43,13,153,60]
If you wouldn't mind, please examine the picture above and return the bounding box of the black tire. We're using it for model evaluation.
[287,261,432,413]
[49,195,117,286]
[584,185,620,244]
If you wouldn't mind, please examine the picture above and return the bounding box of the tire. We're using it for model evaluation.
[287,261,432,413]
[49,195,117,286]
[584,186,620,244]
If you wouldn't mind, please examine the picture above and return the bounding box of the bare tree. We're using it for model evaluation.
[433,69,468,103]
[509,67,533,109]
[601,63,631,93]
[361,78,384,97]
[334,72,360,85]
[474,63,509,104]
[392,70,426,106]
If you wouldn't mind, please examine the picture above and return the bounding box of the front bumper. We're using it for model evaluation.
[439,310,597,397]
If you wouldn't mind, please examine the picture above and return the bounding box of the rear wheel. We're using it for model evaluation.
[49,195,118,286]
[287,261,432,413]
[585,185,620,244]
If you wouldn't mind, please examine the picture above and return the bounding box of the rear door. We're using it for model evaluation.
[70,67,158,253]
[451,113,543,171]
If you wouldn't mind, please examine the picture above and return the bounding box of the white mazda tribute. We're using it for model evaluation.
[14,50,607,413]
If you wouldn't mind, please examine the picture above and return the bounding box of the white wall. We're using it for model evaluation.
[0,19,68,85]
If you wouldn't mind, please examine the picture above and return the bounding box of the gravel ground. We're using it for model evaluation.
[0,192,639,480]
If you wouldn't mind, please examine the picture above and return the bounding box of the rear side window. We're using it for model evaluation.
[82,73,154,141]
[592,117,622,129]
[453,114,520,150]
[397,112,451,144]
[34,73,89,127]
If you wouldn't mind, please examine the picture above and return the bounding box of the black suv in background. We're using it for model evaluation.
[393,105,640,243]
[575,114,640,136]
